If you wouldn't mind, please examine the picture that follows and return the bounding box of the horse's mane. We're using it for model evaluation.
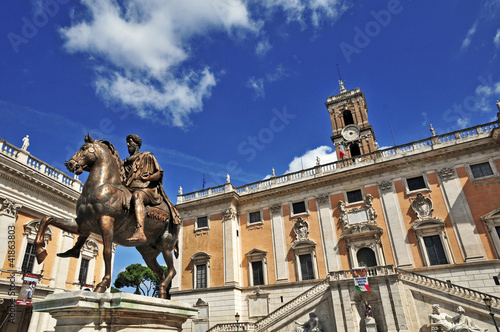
[97,140,126,183]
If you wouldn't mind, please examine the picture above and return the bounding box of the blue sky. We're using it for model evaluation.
[2,0,500,284]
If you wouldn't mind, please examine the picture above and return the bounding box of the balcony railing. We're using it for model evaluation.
[177,120,499,204]
[0,139,82,192]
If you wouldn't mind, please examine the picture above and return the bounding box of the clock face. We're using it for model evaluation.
[342,125,360,141]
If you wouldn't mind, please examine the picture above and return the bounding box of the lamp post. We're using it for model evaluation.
[483,296,500,332]
[235,312,240,332]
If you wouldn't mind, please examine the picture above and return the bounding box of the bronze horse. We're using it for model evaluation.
[34,135,179,298]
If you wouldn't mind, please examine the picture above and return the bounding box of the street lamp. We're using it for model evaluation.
[235,312,240,332]
[483,296,500,332]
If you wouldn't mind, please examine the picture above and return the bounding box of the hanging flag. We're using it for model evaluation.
[353,267,370,292]
[202,173,206,190]
[16,273,40,305]
[339,141,346,159]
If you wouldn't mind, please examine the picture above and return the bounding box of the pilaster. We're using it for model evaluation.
[0,197,21,269]
[171,221,183,291]
[55,231,74,290]
[270,204,289,282]
[377,181,414,267]
[437,167,486,261]
[316,194,341,272]
[222,207,239,286]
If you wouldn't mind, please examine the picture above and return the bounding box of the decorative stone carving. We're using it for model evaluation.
[411,193,444,228]
[294,312,321,332]
[0,198,22,217]
[293,217,309,241]
[270,204,282,215]
[338,200,348,226]
[377,180,392,192]
[429,304,486,332]
[315,194,330,206]
[438,167,456,180]
[364,194,377,222]
[338,195,377,229]
[222,207,236,221]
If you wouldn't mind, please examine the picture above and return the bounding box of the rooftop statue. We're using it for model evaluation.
[34,134,180,298]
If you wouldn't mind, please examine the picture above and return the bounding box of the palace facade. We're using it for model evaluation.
[171,83,500,332]
[0,139,109,332]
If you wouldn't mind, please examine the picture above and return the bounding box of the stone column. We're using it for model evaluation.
[316,194,341,273]
[0,198,22,269]
[341,285,357,331]
[330,283,347,332]
[377,181,414,268]
[270,204,289,282]
[437,167,485,261]
[223,207,239,286]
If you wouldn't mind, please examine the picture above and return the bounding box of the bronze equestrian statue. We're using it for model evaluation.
[34,134,180,298]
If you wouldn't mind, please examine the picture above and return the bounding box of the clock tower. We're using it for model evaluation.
[326,81,378,160]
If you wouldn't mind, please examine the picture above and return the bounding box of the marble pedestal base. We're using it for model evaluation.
[365,317,377,332]
[33,291,198,332]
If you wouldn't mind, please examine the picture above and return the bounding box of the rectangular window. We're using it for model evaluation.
[251,261,265,286]
[471,162,494,179]
[196,264,207,288]
[292,201,307,215]
[423,235,448,266]
[197,216,208,229]
[346,189,363,203]
[299,254,315,280]
[78,258,90,284]
[407,176,426,191]
[21,243,36,273]
[249,211,261,224]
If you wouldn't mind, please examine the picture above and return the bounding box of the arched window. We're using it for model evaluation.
[343,110,355,126]
[357,248,377,267]
[350,143,361,157]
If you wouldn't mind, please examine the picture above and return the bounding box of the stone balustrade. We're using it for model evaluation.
[177,121,499,204]
[397,268,500,308]
[0,139,82,192]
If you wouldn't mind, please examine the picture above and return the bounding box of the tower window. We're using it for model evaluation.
[350,143,361,157]
[343,110,355,126]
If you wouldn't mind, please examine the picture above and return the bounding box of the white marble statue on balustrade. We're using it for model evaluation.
[429,305,487,332]
[294,312,321,332]
[226,173,230,183]
[21,135,29,150]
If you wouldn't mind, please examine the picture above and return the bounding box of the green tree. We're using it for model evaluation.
[113,263,170,297]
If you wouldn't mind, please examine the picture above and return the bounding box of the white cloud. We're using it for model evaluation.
[59,0,347,128]
[495,29,500,48]
[262,0,347,27]
[461,21,478,51]
[475,85,493,96]
[286,145,337,173]
[60,0,256,128]
[246,65,287,97]
[457,117,470,129]
[256,39,272,56]
[246,77,265,97]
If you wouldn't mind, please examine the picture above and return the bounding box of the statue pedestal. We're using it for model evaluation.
[33,290,198,331]
[365,317,377,332]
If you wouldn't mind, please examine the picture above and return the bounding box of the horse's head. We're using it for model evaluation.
[65,134,99,175]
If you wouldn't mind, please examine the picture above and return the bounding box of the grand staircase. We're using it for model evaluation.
[207,266,500,332]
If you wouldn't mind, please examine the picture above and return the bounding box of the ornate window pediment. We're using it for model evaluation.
[410,193,444,230]
[339,194,378,234]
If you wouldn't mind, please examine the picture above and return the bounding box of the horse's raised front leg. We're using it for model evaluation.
[95,215,114,293]
[35,216,79,264]
[57,235,89,258]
